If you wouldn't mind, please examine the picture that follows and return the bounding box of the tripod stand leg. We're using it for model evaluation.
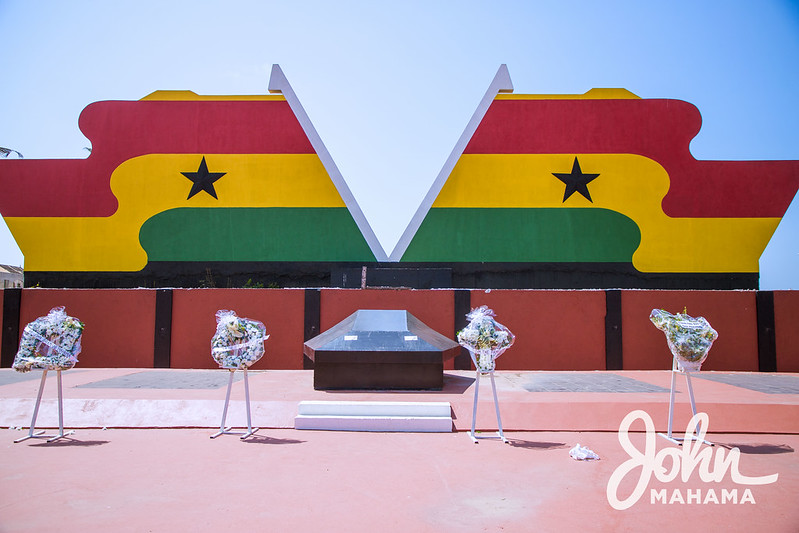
[469,369,480,443]
[240,368,259,440]
[47,370,75,442]
[210,370,235,439]
[489,372,508,443]
[14,371,49,443]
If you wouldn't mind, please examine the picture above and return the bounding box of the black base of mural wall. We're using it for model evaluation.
[24,261,758,290]
[427,263,758,290]
[26,262,365,289]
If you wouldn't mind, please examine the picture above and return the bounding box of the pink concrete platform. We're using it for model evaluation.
[2,427,798,532]
[2,369,799,531]
[1,368,797,434]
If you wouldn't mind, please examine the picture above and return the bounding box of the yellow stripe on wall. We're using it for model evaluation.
[495,88,640,100]
[432,153,778,273]
[140,90,287,101]
[113,154,346,209]
[7,153,346,271]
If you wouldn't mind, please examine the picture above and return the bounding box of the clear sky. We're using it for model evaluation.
[1,0,797,287]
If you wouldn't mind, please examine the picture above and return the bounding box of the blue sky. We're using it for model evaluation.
[1,0,797,287]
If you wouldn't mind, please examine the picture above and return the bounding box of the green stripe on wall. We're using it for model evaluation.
[401,208,641,262]
[140,207,376,262]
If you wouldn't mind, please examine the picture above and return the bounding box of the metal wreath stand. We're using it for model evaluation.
[15,368,75,444]
[211,366,259,440]
[657,357,713,447]
[468,349,508,444]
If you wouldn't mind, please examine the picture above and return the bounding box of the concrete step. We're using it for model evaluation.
[294,400,453,432]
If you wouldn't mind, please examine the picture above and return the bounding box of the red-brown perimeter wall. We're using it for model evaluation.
[622,290,760,371]
[470,290,606,371]
[775,290,799,373]
[3,288,798,371]
[170,288,305,370]
[18,289,155,368]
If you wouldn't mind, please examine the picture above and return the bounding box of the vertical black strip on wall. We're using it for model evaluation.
[1,288,22,368]
[756,291,777,372]
[605,290,623,370]
[153,289,173,368]
[303,289,321,369]
[453,289,472,370]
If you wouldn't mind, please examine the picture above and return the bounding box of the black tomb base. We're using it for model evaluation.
[312,351,449,390]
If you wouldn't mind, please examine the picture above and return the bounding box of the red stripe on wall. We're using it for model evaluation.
[0,100,313,217]
[463,99,799,219]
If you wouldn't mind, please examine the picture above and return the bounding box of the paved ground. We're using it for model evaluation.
[2,369,798,433]
[1,368,798,532]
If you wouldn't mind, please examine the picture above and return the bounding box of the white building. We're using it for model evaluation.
[0,264,23,288]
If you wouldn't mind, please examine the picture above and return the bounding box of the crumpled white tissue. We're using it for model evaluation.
[569,443,600,460]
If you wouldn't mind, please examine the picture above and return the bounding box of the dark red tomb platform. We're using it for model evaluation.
[303,310,460,390]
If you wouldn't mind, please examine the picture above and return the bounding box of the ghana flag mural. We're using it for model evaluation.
[1,64,797,289]
[0,65,386,287]
[391,65,799,289]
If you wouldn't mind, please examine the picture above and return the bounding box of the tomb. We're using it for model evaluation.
[303,310,460,390]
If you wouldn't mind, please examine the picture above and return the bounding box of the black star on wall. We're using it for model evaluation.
[181,156,226,199]
[552,157,600,203]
